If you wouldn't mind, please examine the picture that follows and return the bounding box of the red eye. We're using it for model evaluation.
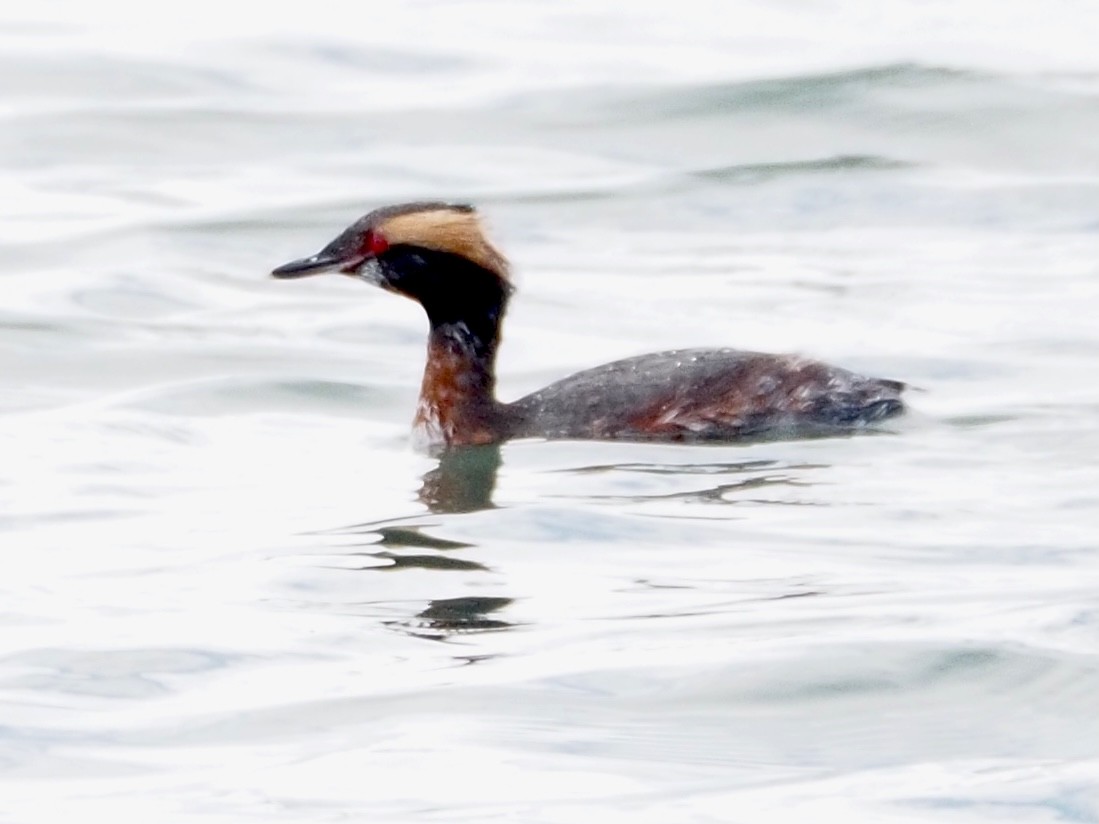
[364,230,389,256]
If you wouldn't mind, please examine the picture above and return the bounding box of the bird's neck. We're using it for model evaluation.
[414,312,508,448]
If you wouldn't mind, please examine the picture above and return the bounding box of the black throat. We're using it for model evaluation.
[379,246,511,408]
[380,247,509,350]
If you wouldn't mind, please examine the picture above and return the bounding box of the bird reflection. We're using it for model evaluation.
[327,445,512,641]
[404,596,514,640]
[418,444,502,514]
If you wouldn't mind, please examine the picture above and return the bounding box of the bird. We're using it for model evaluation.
[272,202,905,450]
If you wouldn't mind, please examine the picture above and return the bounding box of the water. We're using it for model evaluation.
[3,2,1099,821]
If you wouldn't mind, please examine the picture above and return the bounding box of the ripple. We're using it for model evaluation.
[1,647,239,700]
[265,41,477,75]
[72,283,199,319]
[691,154,914,183]
[122,377,382,417]
[580,63,982,120]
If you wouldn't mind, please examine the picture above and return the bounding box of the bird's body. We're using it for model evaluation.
[508,348,903,443]
[273,202,905,450]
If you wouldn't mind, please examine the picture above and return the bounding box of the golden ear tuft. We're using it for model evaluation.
[379,208,510,280]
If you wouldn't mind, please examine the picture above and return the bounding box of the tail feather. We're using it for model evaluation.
[858,397,905,423]
[811,378,906,426]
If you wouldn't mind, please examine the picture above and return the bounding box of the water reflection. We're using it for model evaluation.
[565,459,823,475]
[325,451,824,639]
[349,550,488,573]
[373,526,473,550]
[578,474,817,506]
[401,596,515,641]
[418,445,502,514]
[559,459,823,506]
[323,446,512,638]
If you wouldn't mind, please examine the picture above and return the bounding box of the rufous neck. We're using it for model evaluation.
[414,320,506,447]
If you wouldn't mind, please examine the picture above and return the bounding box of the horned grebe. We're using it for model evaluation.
[272,202,905,448]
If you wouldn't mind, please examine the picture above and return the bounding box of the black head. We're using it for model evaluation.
[271,202,510,301]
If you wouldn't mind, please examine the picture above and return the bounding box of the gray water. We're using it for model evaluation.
[3,2,1099,821]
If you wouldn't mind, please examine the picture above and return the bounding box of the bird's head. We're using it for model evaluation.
[272,202,511,305]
